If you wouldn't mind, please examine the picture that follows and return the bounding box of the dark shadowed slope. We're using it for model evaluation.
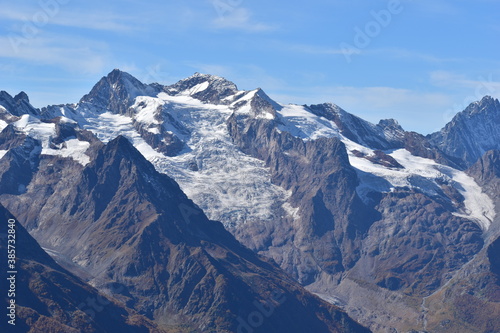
[0,203,163,333]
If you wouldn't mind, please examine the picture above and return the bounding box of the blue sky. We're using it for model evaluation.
[1,0,499,134]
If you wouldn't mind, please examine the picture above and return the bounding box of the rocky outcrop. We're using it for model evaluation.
[468,149,500,187]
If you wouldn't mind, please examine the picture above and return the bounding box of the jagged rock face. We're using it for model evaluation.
[430,96,500,167]
[0,91,39,118]
[227,113,378,284]
[226,106,485,298]
[351,190,483,296]
[488,236,500,282]
[0,133,370,333]
[0,204,161,333]
[0,131,40,195]
[401,131,463,168]
[80,69,159,115]
[129,99,186,156]
[415,235,500,333]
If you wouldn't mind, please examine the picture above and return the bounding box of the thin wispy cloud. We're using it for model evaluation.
[50,13,136,32]
[211,6,276,32]
[0,4,137,32]
[430,70,500,90]
[365,48,463,63]
[0,35,110,74]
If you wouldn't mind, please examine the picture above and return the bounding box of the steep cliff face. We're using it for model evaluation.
[352,190,483,295]
[227,112,377,284]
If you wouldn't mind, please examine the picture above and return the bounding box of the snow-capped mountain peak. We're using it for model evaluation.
[165,72,239,104]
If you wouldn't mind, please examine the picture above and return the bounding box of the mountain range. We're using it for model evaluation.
[0,69,499,332]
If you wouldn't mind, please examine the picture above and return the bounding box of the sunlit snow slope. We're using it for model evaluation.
[73,92,289,227]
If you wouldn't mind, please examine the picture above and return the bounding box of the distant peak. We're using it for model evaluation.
[378,118,403,131]
[167,72,239,103]
[481,95,494,102]
[14,91,29,103]
[461,95,500,117]
[0,90,39,116]
[80,69,159,114]
[105,68,143,86]
[309,102,344,116]
[378,118,399,126]
[0,90,30,104]
[180,72,238,91]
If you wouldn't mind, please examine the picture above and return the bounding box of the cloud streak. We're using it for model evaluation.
[210,2,276,32]
[0,35,110,74]
[0,3,138,32]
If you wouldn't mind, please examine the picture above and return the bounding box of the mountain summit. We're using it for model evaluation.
[165,72,239,104]
[80,69,160,114]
